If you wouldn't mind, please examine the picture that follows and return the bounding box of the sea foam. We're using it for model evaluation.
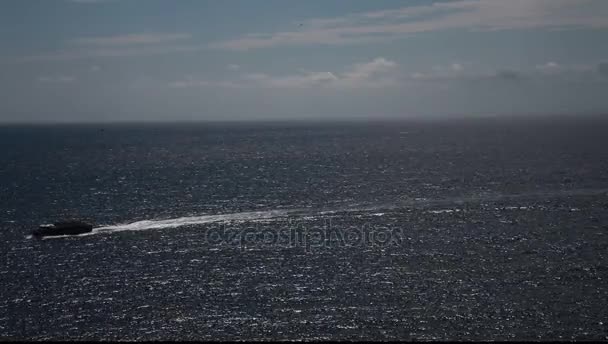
[93,210,290,234]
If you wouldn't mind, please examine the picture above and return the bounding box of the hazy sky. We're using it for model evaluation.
[1,0,608,122]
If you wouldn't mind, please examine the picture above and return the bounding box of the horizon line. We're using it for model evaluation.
[0,112,607,126]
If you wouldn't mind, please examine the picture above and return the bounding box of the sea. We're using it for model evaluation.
[1,115,608,340]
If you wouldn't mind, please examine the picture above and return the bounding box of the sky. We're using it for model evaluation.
[1,0,608,123]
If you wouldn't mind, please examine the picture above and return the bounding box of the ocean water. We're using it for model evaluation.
[1,117,608,340]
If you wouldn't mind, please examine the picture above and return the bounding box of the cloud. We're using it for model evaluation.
[20,44,204,62]
[407,67,523,82]
[227,64,241,71]
[430,63,465,73]
[536,61,561,73]
[414,61,604,84]
[169,59,608,91]
[341,57,396,81]
[37,75,76,83]
[528,61,608,81]
[16,32,198,62]
[169,71,340,89]
[169,57,399,89]
[210,0,608,50]
[451,63,464,72]
[243,71,340,88]
[169,80,212,88]
[410,72,428,80]
[71,33,192,46]
[245,57,399,88]
[168,76,239,89]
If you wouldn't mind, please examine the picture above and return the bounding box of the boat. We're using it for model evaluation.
[32,221,93,237]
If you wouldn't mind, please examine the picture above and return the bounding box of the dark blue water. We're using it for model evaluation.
[2,117,608,340]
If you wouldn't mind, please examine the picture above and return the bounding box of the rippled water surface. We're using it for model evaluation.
[2,117,608,340]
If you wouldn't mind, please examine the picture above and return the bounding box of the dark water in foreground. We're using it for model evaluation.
[1,116,608,340]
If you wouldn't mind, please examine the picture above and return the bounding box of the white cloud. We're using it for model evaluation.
[407,62,470,81]
[243,57,398,88]
[431,63,465,73]
[20,44,204,62]
[536,61,561,73]
[210,0,608,50]
[72,33,192,46]
[245,71,339,88]
[18,32,197,62]
[169,80,212,88]
[16,30,195,62]
[168,76,239,89]
[90,65,101,72]
[169,59,608,90]
[37,75,76,83]
[169,57,399,89]
[539,61,559,68]
[451,63,464,72]
[342,57,396,81]
[531,61,608,80]
[227,64,240,71]
[410,72,430,80]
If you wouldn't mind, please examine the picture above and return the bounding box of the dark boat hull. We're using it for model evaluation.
[32,222,93,237]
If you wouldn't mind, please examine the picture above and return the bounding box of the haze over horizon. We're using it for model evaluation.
[2,0,608,123]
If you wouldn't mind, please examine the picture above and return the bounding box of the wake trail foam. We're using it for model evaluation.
[92,210,291,234]
[27,187,608,239]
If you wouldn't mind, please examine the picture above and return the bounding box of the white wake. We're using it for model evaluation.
[93,210,291,234]
[27,187,608,239]
[30,209,292,239]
